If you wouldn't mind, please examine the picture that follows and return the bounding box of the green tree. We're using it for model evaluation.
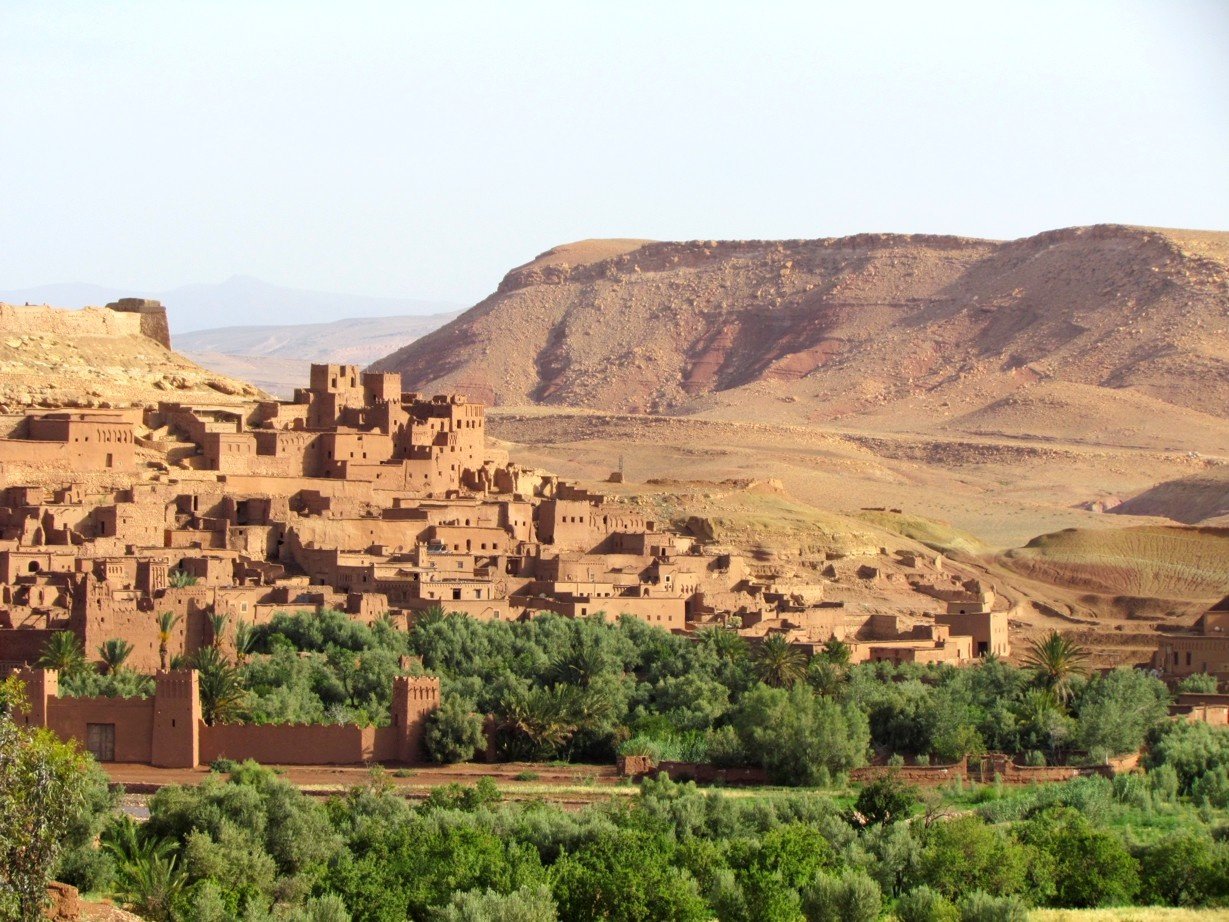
[1074,668,1169,758]
[98,638,134,676]
[233,620,257,666]
[1017,806,1138,907]
[192,646,247,725]
[733,683,869,785]
[751,635,807,688]
[0,710,90,922]
[1022,630,1090,704]
[819,638,852,667]
[1177,673,1218,694]
[853,773,916,826]
[425,696,486,764]
[37,631,88,677]
[912,816,1037,902]
[550,828,707,922]
[101,816,187,921]
[207,612,230,650]
[156,611,181,671]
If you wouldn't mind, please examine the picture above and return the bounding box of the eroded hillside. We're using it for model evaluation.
[372,225,1229,432]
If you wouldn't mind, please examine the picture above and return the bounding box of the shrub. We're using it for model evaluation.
[913,816,1033,901]
[1136,832,1229,907]
[1178,673,1219,694]
[1017,806,1138,907]
[424,696,486,764]
[957,891,1028,922]
[1145,720,1229,794]
[896,885,960,922]
[853,773,916,826]
[209,757,238,774]
[704,725,748,768]
[800,869,882,922]
[428,884,558,921]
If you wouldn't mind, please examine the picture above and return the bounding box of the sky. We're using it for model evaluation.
[1,0,1226,319]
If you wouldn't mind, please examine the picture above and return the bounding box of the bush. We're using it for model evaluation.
[704,725,748,768]
[853,773,916,826]
[1178,673,1219,694]
[957,891,1028,922]
[424,696,486,764]
[896,885,960,922]
[1145,721,1229,794]
[1136,832,1229,907]
[800,869,882,922]
[1018,806,1138,907]
[209,757,239,773]
[428,884,558,921]
[913,816,1033,901]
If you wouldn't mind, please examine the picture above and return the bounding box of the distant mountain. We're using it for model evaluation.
[178,313,460,397]
[0,275,463,333]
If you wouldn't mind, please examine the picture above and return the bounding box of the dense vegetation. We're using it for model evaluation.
[36,756,1229,921]
[252,610,1178,776]
[41,611,1201,781]
[9,613,1229,919]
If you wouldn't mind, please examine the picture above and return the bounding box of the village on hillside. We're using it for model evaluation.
[0,323,1225,768]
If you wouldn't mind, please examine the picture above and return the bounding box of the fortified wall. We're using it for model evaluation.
[0,299,171,347]
[13,667,441,767]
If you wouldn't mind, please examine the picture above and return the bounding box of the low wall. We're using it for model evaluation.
[617,756,769,785]
[621,751,1144,787]
[199,723,406,765]
[200,723,374,765]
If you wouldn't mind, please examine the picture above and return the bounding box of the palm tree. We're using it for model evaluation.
[155,611,181,671]
[191,646,246,725]
[207,612,229,649]
[1022,630,1091,704]
[102,816,186,922]
[820,637,852,668]
[697,625,747,661]
[98,639,134,676]
[496,685,580,760]
[38,631,87,676]
[232,620,257,665]
[167,569,197,588]
[752,634,807,688]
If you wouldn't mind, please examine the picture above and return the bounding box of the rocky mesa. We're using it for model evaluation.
[371,225,1229,435]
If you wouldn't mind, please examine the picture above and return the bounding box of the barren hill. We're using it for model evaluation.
[372,226,1229,432]
[0,302,263,409]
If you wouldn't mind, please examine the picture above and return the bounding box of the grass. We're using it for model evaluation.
[1030,911,1229,920]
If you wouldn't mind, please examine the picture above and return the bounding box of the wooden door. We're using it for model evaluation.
[86,723,115,761]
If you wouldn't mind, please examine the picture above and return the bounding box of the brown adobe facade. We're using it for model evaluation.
[0,362,1015,764]
[1154,595,1229,683]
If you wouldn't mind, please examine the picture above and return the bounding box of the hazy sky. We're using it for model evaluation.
[2,1,1226,312]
